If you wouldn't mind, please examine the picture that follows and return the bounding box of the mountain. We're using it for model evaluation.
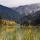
[31,10,40,26]
[0,4,40,25]
[19,10,40,26]
[12,3,40,25]
[12,3,40,15]
[0,5,20,21]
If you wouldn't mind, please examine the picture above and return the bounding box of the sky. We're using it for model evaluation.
[0,0,40,7]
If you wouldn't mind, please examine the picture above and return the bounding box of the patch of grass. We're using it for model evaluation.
[0,25,16,40]
[0,24,40,40]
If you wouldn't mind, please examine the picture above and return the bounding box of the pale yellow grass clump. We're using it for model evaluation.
[1,20,16,26]
[6,27,16,32]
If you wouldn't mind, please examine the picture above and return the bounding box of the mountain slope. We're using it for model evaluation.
[12,3,40,25]
[0,5,20,21]
[12,3,40,15]
[31,10,40,26]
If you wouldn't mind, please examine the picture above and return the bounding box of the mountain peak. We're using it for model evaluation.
[12,3,40,15]
[0,5,4,7]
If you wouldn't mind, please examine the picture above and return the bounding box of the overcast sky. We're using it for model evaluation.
[0,0,40,7]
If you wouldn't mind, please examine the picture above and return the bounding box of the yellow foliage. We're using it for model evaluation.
[1,20,16,25]
[28,28,32,33]
[6,27,16,32]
